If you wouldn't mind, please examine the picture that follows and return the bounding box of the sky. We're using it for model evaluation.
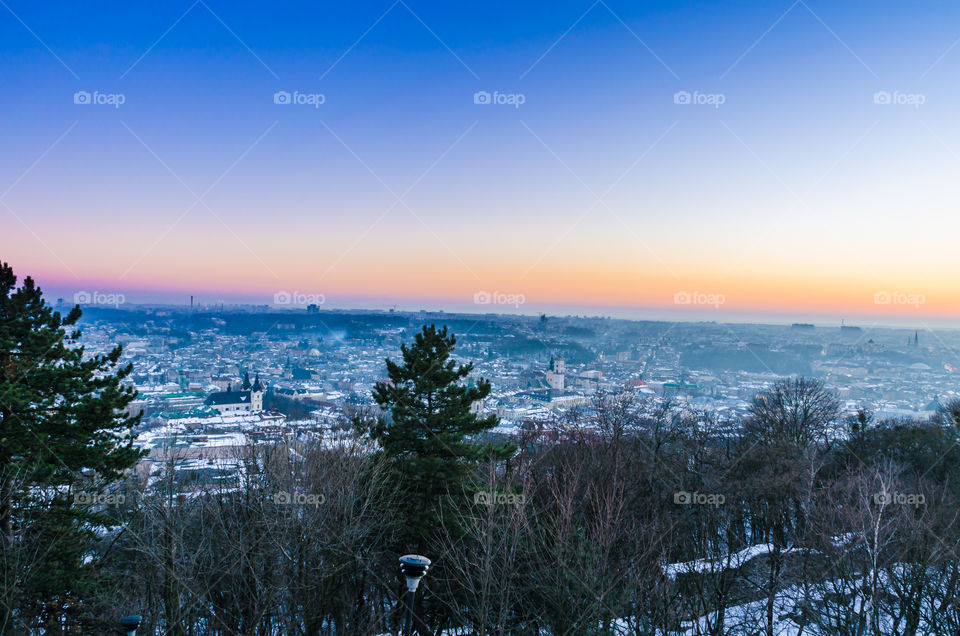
[2,0,960,325]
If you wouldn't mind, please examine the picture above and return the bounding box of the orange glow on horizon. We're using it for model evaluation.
[22,257,960,321]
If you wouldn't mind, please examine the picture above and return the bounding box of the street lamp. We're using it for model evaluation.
[398,554,431,636]
[120,615,141,636]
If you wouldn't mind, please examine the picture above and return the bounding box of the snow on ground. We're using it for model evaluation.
[670,569,934,636]
[664,543,776,578]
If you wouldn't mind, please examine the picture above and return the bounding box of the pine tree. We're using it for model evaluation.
[367,324,512,548]
[0,261,143,630]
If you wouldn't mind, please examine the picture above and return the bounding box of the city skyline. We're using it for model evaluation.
[4,1,960,323]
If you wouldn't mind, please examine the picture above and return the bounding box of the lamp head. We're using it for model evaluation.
[399,554,431,592]
[120,615,141,633]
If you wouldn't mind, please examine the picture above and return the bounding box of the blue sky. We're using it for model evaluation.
[3,0,960,323]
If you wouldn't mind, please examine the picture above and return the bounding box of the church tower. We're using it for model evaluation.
[551,357,565,375]
[251,375,264,412]
[546,356,565,390]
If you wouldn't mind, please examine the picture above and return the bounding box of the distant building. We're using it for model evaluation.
[470,398,484,415]
[577,370,602,390]
[546,357,565,390]
[551,357,565,375]
[126,399,147,418]
[211,375,236,391]
[204,376,264,414]
[517,388,585,410]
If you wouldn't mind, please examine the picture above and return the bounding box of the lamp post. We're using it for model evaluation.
[398,554,430,636]
[120,615,141,636]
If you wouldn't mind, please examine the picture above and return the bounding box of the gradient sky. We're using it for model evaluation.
[3,0,960,323]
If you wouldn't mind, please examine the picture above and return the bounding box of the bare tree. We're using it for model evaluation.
[744,378,841,447]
